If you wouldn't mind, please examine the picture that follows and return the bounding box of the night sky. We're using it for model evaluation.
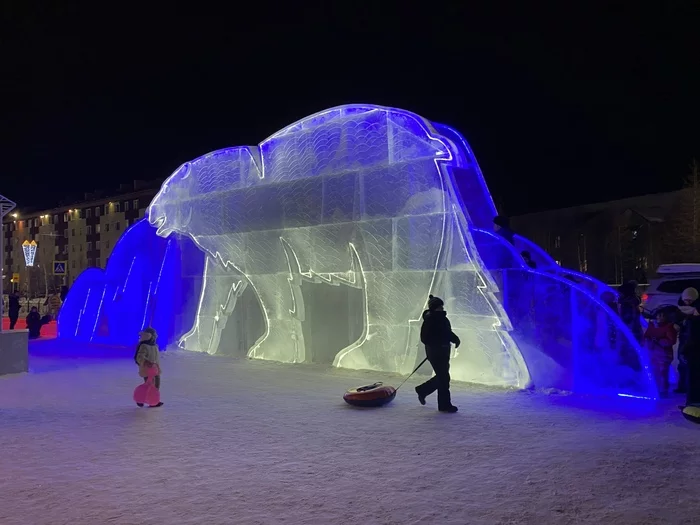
[4,3,700,215]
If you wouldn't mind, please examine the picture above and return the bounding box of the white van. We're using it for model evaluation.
[642,264,700,314]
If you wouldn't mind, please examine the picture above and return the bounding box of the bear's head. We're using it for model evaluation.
[148,161,196,239]
[148,147,261,240]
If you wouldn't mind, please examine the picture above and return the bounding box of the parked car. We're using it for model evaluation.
[641,264,700,316]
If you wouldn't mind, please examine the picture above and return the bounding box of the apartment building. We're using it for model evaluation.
[511,190,685,285]
[2,180,160,295]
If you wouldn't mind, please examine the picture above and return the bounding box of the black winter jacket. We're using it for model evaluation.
[420,310,460,349]
[681,314,700,361]
[8,295,20,315]
[676,299,700,353]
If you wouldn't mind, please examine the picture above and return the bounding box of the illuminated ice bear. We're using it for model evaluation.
[148,105,529,386]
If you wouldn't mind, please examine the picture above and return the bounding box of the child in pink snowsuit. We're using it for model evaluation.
[134,327,163,407]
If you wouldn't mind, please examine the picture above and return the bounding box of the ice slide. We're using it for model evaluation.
[57,219,205,349]
[434,120,655,398]
[58,104,657,399]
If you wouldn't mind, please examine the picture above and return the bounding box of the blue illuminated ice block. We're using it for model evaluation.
[57,219,203,348]
[434,117,655,398]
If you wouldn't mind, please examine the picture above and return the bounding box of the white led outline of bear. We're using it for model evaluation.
[147,105,529,386]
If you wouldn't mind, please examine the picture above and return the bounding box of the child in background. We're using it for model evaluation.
[643,309,678,397]
[595,290,619,351]
[134,327,163,408]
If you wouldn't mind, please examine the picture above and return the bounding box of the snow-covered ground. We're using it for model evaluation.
[1,340,699,525]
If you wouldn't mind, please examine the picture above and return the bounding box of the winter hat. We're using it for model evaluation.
[141,327,158,342]
[493,215,510,229]
[428,295,444,311]
[618,280,638,297]
[134,327,157,364]
[682,288,699,302]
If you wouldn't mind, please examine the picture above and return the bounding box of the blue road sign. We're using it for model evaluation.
[53,261,67,275]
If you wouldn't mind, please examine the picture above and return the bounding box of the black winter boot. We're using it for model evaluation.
[415,386,426,406]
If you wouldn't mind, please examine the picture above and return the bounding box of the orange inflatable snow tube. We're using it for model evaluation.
[343,382,397,407]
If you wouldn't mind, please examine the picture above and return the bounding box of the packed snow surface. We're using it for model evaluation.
[1,340,699,524]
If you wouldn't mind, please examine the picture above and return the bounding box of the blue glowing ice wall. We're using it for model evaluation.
[469,228,656,398]
[431,123,498,233]
[148,105,530,387]
[432,121,656,398]
[57,219,204,348]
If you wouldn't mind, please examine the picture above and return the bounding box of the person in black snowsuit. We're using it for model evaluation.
[8,293,20,330]
[25,306,47,339]
[415,295,461,413]
[675,287,700,394]
[679,304,700,407]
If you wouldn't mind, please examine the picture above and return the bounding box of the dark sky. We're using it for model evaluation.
[4,2,700,215]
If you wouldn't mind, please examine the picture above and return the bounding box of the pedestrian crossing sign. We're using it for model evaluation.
[53,261,66,275]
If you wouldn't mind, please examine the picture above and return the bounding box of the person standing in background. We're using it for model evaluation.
[643,309,678,397]
[493,215,515,245]
[8,292,20,330]
[618,281,642,342]
[676,287,700,394]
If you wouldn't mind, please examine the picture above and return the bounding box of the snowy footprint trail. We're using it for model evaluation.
[1,342,699,525]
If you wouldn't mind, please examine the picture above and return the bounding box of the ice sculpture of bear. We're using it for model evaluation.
[147,105,529,387]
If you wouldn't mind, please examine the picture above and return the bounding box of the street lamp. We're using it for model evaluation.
[0,194,17,333]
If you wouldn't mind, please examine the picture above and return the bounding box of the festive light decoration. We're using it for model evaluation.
[22,240,37,267]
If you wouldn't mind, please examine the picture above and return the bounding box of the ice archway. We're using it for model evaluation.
[57,104,656,399]
[147,105,529,387]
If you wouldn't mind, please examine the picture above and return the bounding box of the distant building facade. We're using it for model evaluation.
[511,190,700,285]
[2,180,160,296]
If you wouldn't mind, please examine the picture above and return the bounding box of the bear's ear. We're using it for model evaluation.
[160,162,191,194]
[386,111,450,163]
[179,162,191,180]
[170,162,191,181]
